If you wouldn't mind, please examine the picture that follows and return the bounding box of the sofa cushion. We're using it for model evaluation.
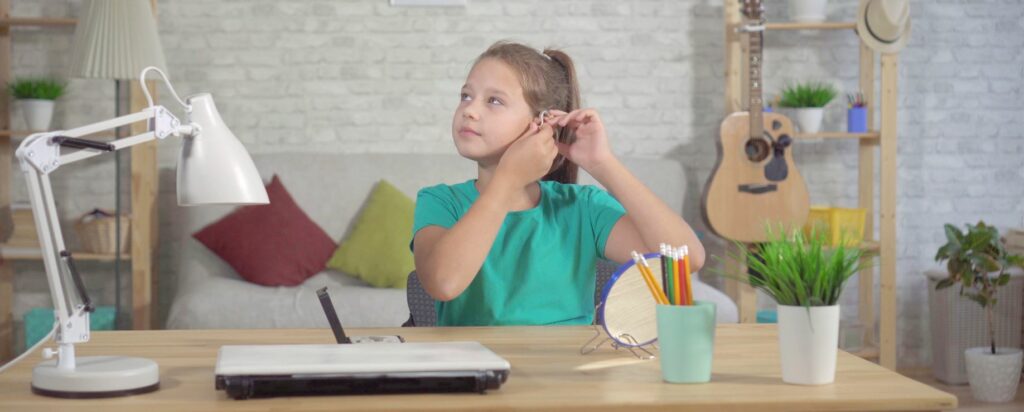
[192,175,336,286]
[326,179,414,289]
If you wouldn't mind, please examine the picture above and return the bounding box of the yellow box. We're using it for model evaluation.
[804,206,866,247]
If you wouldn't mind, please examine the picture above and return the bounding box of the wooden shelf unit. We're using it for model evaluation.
[722,0,900,370]
[0,0,162,362]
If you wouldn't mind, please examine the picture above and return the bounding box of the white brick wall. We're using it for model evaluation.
[7,0,1023,367]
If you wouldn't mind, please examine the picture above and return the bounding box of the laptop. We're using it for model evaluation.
[214,287,511,399]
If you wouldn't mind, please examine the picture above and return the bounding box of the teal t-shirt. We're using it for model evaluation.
[411,179,626,326]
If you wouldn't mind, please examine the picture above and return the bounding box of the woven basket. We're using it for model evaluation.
[74,209,130,254]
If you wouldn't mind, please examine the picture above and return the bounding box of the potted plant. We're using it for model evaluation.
[723,227,863,385]
[788,0,828,23]
[7,77,66,131]
[778,81,837,134]
[934,221,1024,403]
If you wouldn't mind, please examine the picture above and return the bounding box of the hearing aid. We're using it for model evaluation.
[538,110,550,126]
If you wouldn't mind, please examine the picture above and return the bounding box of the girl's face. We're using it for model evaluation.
[452,58,535,165]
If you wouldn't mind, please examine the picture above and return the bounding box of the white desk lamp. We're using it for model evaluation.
[16,66,268,398]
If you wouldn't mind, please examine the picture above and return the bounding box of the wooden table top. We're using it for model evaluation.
[0,324,956,411]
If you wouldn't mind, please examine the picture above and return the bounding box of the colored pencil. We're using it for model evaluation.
[660,245,671,305]
[633,251,668,305]
[683,246,694,306]
[671,248,679,305]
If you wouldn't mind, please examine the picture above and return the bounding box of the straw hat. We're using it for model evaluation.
[856,0,911,54]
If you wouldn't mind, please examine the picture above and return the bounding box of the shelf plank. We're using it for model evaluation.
[794,131,880,140]
[0,17,76,27]
[0,245,128,262]
[859,240,880,253]
[822,241,880,253]
[848,345,880,360]
[764,22,856,31]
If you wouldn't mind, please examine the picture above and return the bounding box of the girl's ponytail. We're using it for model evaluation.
[541,49,580,184]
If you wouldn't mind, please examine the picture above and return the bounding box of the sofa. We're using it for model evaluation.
[163,153,737,330]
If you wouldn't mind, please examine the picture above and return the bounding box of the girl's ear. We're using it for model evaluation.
[538,110,550,126]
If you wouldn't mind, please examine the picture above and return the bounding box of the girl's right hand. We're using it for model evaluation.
[495,122,558,190]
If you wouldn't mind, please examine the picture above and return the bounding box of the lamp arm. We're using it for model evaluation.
[16,105,191,175]
[13,104,191,370]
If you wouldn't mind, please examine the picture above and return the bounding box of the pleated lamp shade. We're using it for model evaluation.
[69,0,167,79]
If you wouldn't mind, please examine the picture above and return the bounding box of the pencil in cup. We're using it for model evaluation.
[632,251,669,305]
[661,244,675,305]
[673,248,685,306]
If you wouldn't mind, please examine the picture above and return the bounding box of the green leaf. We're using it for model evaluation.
[935,278,956,289]
[965,293,989,307]
[997,273,1011,286]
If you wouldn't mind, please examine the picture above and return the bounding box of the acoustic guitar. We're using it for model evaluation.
[702,0,810,243]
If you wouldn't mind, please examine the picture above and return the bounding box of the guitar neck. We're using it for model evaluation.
[748,26,764,139]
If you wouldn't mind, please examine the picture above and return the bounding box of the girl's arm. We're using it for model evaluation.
[414,180,511,301]
[547,109,705,270]
[415,123,559,301]
[590,159,705,270]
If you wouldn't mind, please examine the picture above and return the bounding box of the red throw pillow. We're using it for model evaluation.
[192,175,336,286]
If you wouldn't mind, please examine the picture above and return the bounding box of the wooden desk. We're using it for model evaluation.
[0,325,956,411]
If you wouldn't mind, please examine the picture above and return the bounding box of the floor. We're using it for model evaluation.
[902,369,1024,411]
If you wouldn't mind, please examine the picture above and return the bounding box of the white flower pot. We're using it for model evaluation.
[964,347,1023,403]
[777,305,840,385]
[20,99,55,131]
[793,108,825,134]
[788,0,828,23]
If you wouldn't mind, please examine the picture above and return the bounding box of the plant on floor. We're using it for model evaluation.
[7,77,66,100]
[720,227,864,307]
[777,81,837,108]
[934,221,1024,354]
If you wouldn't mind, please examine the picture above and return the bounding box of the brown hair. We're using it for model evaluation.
[476,41,581,184]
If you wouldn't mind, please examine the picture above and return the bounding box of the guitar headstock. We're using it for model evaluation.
[740,0,765,22]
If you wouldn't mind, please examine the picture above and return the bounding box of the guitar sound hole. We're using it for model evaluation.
[745,139,770,162]
[772,120,782,130]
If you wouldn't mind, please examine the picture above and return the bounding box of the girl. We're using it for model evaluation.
[411,41,704,326]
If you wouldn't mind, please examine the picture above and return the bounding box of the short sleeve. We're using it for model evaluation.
[410,185,460,252]
[585,186,626,260]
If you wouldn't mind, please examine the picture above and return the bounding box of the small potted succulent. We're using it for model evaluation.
[7,77,66,131]
[723,227,864,385]
[778,81,837,134]
[935,221,1024,403]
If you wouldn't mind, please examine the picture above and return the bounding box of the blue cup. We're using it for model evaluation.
[656,301,716,383]
[847,107,867,133]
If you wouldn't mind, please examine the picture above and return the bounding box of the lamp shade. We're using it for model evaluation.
[69,0,167,79]
[177,94,269,206]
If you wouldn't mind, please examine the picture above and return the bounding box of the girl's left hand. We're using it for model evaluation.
[546,108,616,173]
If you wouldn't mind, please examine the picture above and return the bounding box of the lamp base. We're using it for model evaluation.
[32,356,159,398]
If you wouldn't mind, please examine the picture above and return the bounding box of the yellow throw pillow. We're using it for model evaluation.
[326,180,414,289]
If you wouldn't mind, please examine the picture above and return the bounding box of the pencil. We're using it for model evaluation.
[633,251,668,305]
[660,244,672,305]
[683,246,694,306]
[639,253,670,305]
[659,244,668,302]
[671,248,679,305]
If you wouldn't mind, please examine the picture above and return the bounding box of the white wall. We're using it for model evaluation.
[7,0,1023,367]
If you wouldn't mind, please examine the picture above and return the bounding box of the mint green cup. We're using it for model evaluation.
[656,301,716,383]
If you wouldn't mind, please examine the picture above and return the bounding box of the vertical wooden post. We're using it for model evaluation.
[130,0,159,330]
[0,0,13,362]
[857,42,877,348]
[721,0,757,322]
[724,0,742,115]
[878,53,899,370]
